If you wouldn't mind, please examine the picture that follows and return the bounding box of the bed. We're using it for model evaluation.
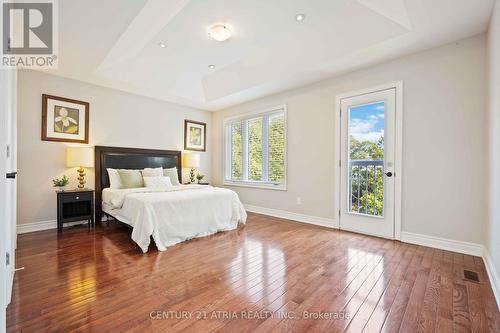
[95,146,247,253]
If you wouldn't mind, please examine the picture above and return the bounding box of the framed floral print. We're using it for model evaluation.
[184,120,206,152]
[41,94,89,144]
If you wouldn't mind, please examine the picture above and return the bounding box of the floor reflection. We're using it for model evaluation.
[228,238,285,304]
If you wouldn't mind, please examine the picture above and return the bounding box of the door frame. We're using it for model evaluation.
[334,81,403,240]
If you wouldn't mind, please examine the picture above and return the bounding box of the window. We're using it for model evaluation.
[224,106,286,190]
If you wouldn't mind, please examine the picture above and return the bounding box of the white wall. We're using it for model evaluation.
[17,70,211,226]
[487,0,500,291]
[212,35,488,245]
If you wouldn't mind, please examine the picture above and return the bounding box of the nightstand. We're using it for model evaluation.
[57,189,94,232]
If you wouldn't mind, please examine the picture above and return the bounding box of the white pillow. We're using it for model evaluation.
[107,168,122,189]
[142,167,163,177]
[163,167,180,186]
[143,176,173,189]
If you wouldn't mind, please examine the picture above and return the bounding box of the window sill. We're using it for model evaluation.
[223,181,287,191]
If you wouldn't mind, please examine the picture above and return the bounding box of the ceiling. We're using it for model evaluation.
[43,0,495,111]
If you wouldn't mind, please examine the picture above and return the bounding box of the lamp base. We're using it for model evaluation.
[77,167,86,189]
[189,168,196,183]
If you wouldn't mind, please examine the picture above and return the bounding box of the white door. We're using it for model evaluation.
[1,68,17,329]
[340,88,397,239]
[0,70,8,333]
[5,69,17,303]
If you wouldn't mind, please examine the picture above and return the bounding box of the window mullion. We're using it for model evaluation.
[262,115,269,182]
[242,120,249,181]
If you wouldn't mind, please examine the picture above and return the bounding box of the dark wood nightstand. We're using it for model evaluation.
[56,189,94,232]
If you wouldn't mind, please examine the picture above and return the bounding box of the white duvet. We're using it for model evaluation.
[102,185,247,253]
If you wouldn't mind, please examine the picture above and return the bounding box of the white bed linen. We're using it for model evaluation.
[102,202,133,226]
[102,185,247,252]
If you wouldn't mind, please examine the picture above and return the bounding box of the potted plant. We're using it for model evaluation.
[52,175,69,191]
[196,173,205,184]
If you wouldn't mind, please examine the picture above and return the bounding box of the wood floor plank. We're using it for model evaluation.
[414,249,441,333]
[361,244,417,333]
[6,213,499,332]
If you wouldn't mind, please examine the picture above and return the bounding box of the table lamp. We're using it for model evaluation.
[66,147,94,189]
[184,153,200,184]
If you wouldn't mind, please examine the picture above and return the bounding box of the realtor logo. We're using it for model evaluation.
[1,0,58,68]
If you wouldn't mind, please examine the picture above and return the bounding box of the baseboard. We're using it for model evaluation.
[17,220,87,234]
[401,231,483,257]
[483,248,500,311]
[244,204,338,229]
[243,206,483,256]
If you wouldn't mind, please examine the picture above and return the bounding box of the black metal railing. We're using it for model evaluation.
[349,160,384,216]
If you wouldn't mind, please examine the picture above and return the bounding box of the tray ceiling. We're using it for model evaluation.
[43,0,494,111]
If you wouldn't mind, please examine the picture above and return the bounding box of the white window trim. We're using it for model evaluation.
[223,104,287,191]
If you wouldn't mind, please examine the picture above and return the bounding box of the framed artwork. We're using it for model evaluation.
[184,119,206,152]
[42,94,89,144]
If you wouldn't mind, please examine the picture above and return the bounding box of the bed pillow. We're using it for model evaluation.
[143,176,173,189]
[142,167,163,177]
[163,167,180,185]
[107,168,122,189]
[117,169,144,188]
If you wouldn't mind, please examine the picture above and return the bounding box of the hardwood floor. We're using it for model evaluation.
[7,213,500,332]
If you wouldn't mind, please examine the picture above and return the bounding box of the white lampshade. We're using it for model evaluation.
[66,147,94,168]
[184,153,200,168]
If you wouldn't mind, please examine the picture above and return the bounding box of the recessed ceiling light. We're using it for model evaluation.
[158,42,166,48]
[208,64,215,69]
[295,14,306,22]
[208,25,231,42]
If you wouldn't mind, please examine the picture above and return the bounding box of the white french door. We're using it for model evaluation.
[339,87,398,239]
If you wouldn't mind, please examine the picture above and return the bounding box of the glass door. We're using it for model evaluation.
[340,88,396,239]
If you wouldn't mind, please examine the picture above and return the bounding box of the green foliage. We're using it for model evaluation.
[248,118,263,181]
[349,136,384,216]
[350,136,384,160]
[269,115,285,182]
[52,175,69,187]
[229,114,285,183]
[231,123,243,180]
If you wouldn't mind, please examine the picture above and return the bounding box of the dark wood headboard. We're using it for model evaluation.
[94,146,182,221]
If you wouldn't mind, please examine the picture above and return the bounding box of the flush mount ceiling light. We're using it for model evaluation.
[208,25,231,42]
[208,64,215,69]
[158,42,166,48]
[295,14,306,22]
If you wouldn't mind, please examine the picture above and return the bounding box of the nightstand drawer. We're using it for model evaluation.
[61,192,92,203]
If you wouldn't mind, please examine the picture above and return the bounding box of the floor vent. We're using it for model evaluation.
[463,270,480,283]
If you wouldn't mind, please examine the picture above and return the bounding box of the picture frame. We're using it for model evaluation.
[184,119,206,152]
[42,94,89,144]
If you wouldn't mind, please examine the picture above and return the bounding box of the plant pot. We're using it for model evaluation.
[55,186,66,192]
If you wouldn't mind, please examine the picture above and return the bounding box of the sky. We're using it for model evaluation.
[349,102,385,143]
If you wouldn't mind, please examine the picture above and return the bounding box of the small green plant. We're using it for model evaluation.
[196,173,205,183]
[52,175,69,187]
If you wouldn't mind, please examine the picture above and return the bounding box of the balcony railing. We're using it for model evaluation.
[349,160,384,216]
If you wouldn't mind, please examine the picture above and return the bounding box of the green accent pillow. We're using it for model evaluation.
[117,169,144,188]
[163,167,180,185]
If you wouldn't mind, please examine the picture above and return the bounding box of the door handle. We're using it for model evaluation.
[6,172,17,179]
[384,171,393,177]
